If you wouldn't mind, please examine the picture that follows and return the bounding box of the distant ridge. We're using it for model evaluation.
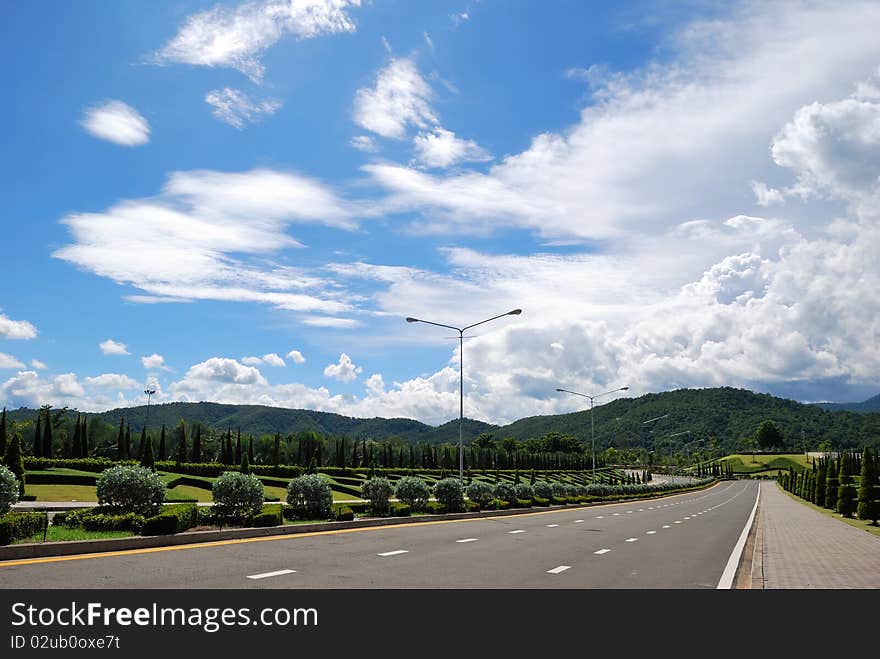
[811,393,880,414]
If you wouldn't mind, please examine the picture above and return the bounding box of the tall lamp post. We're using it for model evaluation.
[144,388,156,437]
[555,386,629,480]
[406,309,522,484]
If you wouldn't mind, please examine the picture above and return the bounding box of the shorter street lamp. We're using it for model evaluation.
[407,308,522,484]
[555,386,629,480]
[144,388,156,435]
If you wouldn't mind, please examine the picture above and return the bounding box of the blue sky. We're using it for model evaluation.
[2,0,879,424]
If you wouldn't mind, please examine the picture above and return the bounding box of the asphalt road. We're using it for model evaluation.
[0,481,758,589]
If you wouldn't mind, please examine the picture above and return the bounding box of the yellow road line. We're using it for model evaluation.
[1,483,721,568]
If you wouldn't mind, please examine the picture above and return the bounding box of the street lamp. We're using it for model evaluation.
[555,386,629,481]
[406,308,522,484]
[144,389,156,436]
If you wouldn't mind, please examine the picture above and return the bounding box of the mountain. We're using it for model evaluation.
[4,386,879,451]
[812,393,880,414]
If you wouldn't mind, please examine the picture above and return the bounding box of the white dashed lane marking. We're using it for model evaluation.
[547,565,571,574]
[508,530,526,534]
[456,538,478,543]
[247,569,296,580]
[546,524,559,528]
[646,531,657,535]
[594,549,611,555]
[377,550,408,557]
[574,520,584,523]
[625,538,639,543]
[662,525,671,528]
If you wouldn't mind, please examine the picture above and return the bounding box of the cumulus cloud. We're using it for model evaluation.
[353,58,438,139]
[30,359,47,370]
[205,88,281,128]
[323,353,362,382]
[0,353,25,369]
[243,353,286,367]
[141,354,168,370]
[413,128,491,169]
[100,339,130,355]
[0,313,37,340]
[84,373,139,389]
[286,349,306,363]
[81,100,150,146]
[154,0,360,82]
[179,357,267,385]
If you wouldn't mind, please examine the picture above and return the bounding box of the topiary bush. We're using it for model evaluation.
[394,475,431,511]
[0,465,20,515]
[250,504,283,527]
[333,505,354,521]
[141,504,198,535]
[212,471,264,522]
[286,474,333,520]
[361,476,394,516]
[465,480,495,508]
[0,511,48,545]
[533,481,553,499]
[389,502,411,517]
[493,482,516,503]
[96,465,165,516]
[435,477,465,512]
[514,483,534,500]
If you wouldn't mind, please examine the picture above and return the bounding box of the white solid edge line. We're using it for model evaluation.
[547,565,572,574]
[377,550,409,557]
[717,484,760,589]
[247,569,296,580]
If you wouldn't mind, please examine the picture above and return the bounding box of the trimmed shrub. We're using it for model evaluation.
[212,471,264,522]
[389,502,411,517]
[96,465,165,516]
[514,483,534,500]
[141,504,198,535]
[550,482,568,498]
[466,480,495,508]
[251,505,283,527]
[434,478,465,512]
[361,477,394,516]
[425,501,445,514]
[394,476,431,511]
[515,498,532,508]
[286,474,333,520]
[61,507,144,533]
[0,511,48,545]
[533,481,553,499]
[0,465,20,515]
[493,482,516,503]
[333,506,354,521]
[532,496,550,507]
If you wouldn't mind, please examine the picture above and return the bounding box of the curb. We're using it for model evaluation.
[1,484,715,562]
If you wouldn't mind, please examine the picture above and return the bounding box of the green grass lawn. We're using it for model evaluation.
[721,453,812,474]
[167,485,212,502]
[24,484,98,501]
[14,526,135,544]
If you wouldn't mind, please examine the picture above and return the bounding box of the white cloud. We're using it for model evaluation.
[100,339,130,355]
[302,316,362,328]
[180,357,267,385]
[81,100,150,146]
[141,354,168,370]
[84,373,139,389]
[205,88,281,128]
[450,11,469,25]
[0,353,25,369]
[751,181,785,206]
[423,31,434,51]
[30,359,47,370]
[53,168,355,312]
[350,135,378,152]
[323,353,362,382]
[154,0,360,81]
[365,373,384,394]
[242,356,263,366]
[262,353,286,367]
[413,128,491,169]
[353,58,437,139]
[286,349,306,363]
[0,313,37,340]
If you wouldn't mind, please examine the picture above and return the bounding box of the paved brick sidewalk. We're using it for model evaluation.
[754,480,880,588]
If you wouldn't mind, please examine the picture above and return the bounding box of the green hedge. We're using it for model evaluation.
[0,512,48,545]
[515,498,532,508]
[23,458,121,473]
[60,507,145,533]
[141,504,199,535]
[26,473,98,486]
[333,506,354,521]
[389,502,411,517]
[250,505,283,527]
[532,497,550,507]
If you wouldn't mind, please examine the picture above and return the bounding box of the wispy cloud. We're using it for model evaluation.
[205,88,281,128]
[99,339,130,355]
[81,100,150,146]
[353,58,438,139]
[0,353,25,369]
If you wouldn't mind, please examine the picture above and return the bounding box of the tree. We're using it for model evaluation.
[248,436,255,464]
[41,408,54,458]
[240,446,251,475]
[33,415,42,458]
[80,417,90,458]
[116,418,125,460]
[235,429,242,464]
[123,423,131,460]
[72,414,82,459]
[138,428,147,463]
[191,425,202,463]
[158,425,167,461]
[856,447,877,525]
[836,456,856,517]
[755,420,784,450]
[272,433,281,466]
[3,432,25,496]
[0,407,6,457]
[140,433,155,471]
[175,424,188,465]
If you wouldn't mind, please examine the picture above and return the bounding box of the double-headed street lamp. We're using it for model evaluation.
[555,386,629,479]
[144,388,156,436]
[406,309,522,484]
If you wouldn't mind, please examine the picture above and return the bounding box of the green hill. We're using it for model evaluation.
[813,393,880,414]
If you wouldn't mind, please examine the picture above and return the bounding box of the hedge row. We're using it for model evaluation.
[0,512,48,545]
[141,504,199,535]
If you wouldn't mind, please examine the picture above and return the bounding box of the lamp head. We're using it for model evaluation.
[508,309,522,315]
[405,317,419,323]
[620,386,629,391]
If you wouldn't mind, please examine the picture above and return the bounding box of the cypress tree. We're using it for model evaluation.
[191,425,202,463]
[815,460,826,507]
[32,415,42,458]
[42,409,53,458]
[248,436,255,464]
[307,456,316,474]
[81,417,90,458]
[140,433,155,471]
[836,457,856,517]
[72,414,81,459]
[225,429,233,465]
[158,424,167,461]
[3,432,26,496]
[825,458,838,509]
[175,426,187,465]
[116,418,124,460]
[239,446,251,474]
[138,428,147,462]
[235,429,242,464]
[856,447,877,524]
[0,407,6,457]
[124,423,131,460]
[352,438,358,468]
[273,433,281,466]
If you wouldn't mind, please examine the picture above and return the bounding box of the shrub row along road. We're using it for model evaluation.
[0,481,757,588]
